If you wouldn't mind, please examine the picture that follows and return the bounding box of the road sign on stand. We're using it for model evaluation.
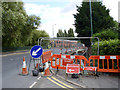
[66,64,80,74]
[30,45,43,58]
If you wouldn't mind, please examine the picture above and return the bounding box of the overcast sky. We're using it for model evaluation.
[22,0,120,37]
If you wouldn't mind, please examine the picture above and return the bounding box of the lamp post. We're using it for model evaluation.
[89,0,93,47]
[52,24,56,37]
[89,0,93,37]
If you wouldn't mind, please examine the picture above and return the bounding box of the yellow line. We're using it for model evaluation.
[51,76,73,88]
[47,77,68,89]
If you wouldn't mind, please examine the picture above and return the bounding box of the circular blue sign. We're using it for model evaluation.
[30,45,43,58]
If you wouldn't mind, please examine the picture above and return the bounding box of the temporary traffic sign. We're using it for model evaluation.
[62,58,73,66]
[84,67,97,71]
[30,45,43,58]
[66,64,80,74]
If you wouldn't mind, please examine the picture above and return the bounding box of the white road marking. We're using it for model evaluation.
[37,76,41,80]
[29,81,37,88]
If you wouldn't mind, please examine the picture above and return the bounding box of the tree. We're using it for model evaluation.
[57,29,64,37]
[31,30,49,46]
[2,1,40,47]
[68,28,74,37]
[64,30,68,37]
[73,1,115,46]
[57,28,74,37]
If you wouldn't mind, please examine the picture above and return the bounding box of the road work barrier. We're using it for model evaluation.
[42,51,51,63]
[40,51,52,76]
[88,55,120,73]
[47,54,120,73]
[49,54,89,71]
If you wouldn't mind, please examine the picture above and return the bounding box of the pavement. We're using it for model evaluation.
[52,68,119,88]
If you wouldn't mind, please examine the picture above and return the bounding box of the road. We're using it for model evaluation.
[2,49,120,89]
[2,49,73,88]
[31,75,80,88]
[2,52,38,88]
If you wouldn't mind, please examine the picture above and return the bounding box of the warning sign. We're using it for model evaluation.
[84,67,97,71]
[62,58,73,66]
[66,64,80,74]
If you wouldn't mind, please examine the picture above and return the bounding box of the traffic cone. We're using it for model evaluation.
[22,57,28,75]
[36,63,40,69]
[44,62,52,76]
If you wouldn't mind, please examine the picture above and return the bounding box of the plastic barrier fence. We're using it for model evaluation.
[49,54,89,71]
[88,56,120,73]
[41,51,120,73]
[42,51,51,63]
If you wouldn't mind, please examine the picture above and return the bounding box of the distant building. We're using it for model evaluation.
[50,40,78,48]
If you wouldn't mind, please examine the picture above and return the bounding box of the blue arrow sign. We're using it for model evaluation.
[30,45,43,58]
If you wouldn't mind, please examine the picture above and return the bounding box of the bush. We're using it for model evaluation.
[93,29,118,41]
[92,39,120,55]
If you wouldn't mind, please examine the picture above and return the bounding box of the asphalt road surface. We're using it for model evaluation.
[2,52,37,88]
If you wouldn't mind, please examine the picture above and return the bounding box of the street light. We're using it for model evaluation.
[52,24,56,37]
[89,0,93,46]
[89,0,93,37]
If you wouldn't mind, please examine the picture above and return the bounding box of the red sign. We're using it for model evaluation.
[62,58,73,66]
[84,67,97,71]
[66,64,80,74]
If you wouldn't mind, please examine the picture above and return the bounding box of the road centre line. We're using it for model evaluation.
[47,77,68,89]
[51,76,74,88]
[29,81,37,88]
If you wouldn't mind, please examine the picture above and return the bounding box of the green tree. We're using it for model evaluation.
[64,30,68,37]
[31,30,49,46]
[73,1,115,46]
[2,1,40,47]
[68,28,74,37]
[57,29,64,37]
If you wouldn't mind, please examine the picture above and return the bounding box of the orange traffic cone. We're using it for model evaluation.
[36,63,40,69]
[44,62,52,76]
[22,57,28,75]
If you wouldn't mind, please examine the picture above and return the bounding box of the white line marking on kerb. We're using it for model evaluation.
[37,76,41,80]
[29,82,37,88]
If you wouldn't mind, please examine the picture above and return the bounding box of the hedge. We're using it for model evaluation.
[92,39,120,55]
